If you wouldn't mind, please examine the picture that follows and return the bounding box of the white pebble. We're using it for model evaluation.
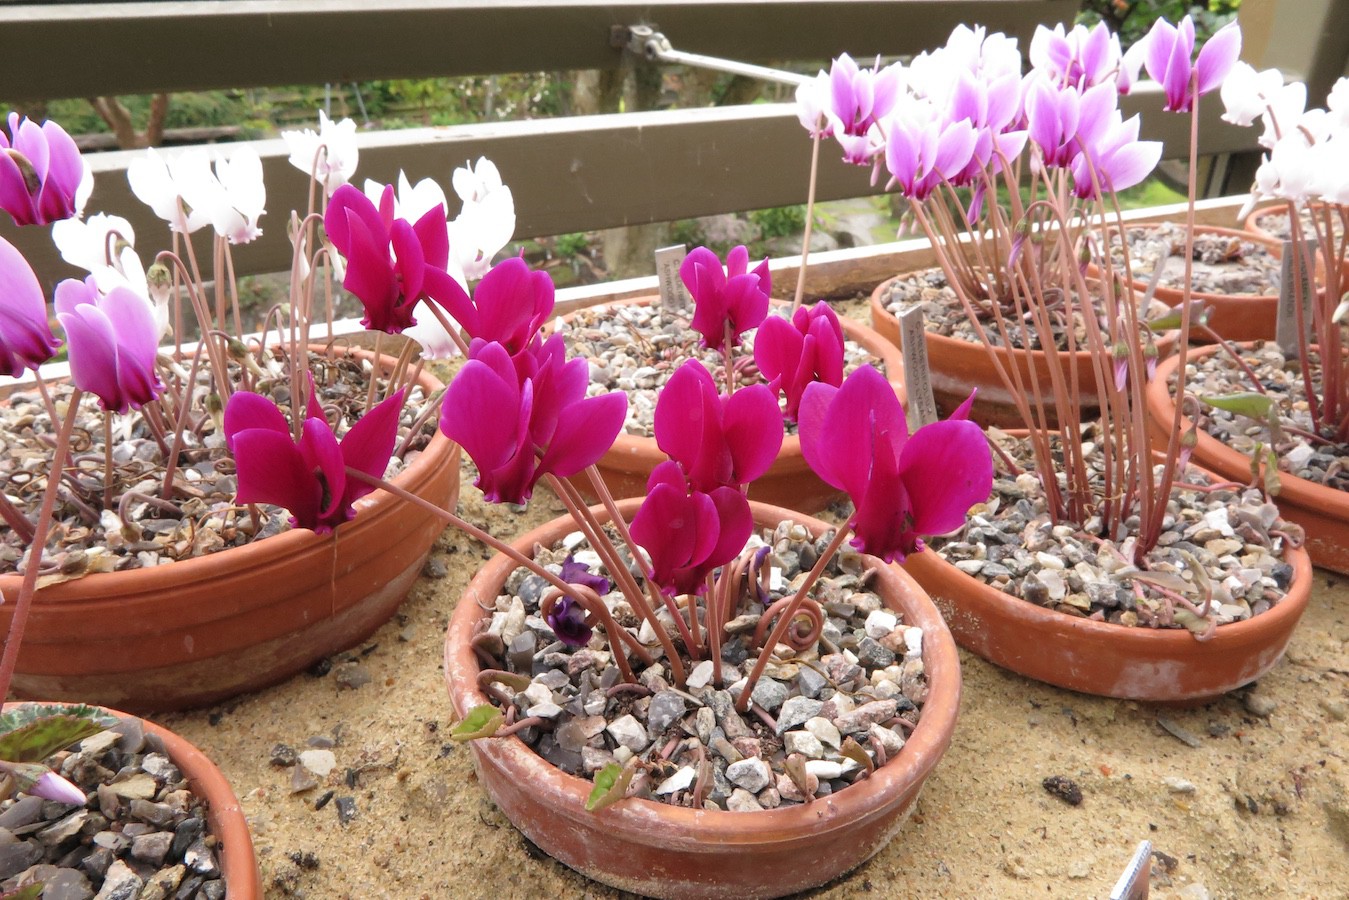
[864,610,898,639]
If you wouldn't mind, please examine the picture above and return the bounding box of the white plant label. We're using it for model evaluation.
[899,307,938,429]
[1109,840,1153,900]
[655,245,690,312]
[1276,237,1317,354]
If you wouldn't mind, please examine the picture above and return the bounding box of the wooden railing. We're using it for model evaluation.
[0,0,1332,286]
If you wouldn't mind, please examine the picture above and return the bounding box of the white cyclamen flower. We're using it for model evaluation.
[186,146,266,244]
[127,147,212,235]
[448,157,515,280]
[404,299,464,361]
[1220,62,1287,128]
[363,170,448,224]
[51,212,135,273]
[282,111,359,196]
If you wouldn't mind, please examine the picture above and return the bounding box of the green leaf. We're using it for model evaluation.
[0,705,120,764]
[1,884,43,900]
[1146,301,1210,331]
[1264,447,1282,498]
[449,706,504,743]
[1201,392,1274,419]
[585,762,634,812]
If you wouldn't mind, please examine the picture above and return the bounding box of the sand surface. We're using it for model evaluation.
[146,472,1349,900]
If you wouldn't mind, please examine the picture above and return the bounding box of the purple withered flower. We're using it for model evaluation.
[53,277,162,414]
[1135,17,1242,113]
[439,337,627,505]
[0,113,91,226]
[0,235,61,375]
[679,246,771,355]
[798,365,993,563]
[431,255,554,356]
[752,302,845,422]
[653,359,783,493]
[560,554,612,596]
[545,594,593,648]
[630,461,753,597]
[224,382,404,535]
[324,182,457,334]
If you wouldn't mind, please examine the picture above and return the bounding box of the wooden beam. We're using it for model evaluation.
[0,90,1261,287]
[1,0,1077,99]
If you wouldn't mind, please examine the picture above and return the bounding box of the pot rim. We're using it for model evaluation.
[1,701,260,895]
[1148,343,1349,510]
[443,498,961,844]
[0,344,455,597]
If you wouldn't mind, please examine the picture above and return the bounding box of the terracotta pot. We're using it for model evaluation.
[559,298,907,511]
[1242,202,1342,244]
[0,346,461,712]
[902,484,1314,703]
[869,271,1178,429]
[3,702,261,897]
[443,499,960,900]
[1104,223,1292,343]
[1146,344,1349,574]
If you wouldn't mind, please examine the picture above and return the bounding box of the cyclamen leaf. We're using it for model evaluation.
[449,706,504,743]
[838,736,874,775]
[0,706,119,763]
[0,884,43,900]
[585,762,635,812]
[1201,392,1274,420]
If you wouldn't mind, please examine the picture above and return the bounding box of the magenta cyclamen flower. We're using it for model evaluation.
[752,303,844,422]
[798,365,993,563]
[0,113,90,226]
[654,360,783,493]
[433,256,554,355]
[54,277,162,414]
[324,182,457,334]
[630,461,753,597]
[680,246,771,354]
[0,236,60,375]
[439,337,627,504]
[224,381,404,535]
[1137,17,1242,113]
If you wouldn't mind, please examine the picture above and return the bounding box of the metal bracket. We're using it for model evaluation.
[615,24,809,87]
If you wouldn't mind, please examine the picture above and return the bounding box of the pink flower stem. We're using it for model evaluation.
[736,523,852,712]
[0,492,35,545]
[343,466,650,683]
[0,388,84,702]
[545,473,691,679]
[160,340,208,502]
[791,130,822,313]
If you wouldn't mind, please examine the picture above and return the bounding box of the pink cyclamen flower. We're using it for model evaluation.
[1138,17,1242,113]
[630,461,753,597]
[1030,22,1126,92]
[224,381,404,535]
[434,255,554,356]
[29,770,86,806]
[439,338,627,505]
[0,113,91,226]
[884,114,978,200]
[798,365,993,563]
[1070,107,1162,198]
[54,277,162,414]
[0,235,61,375]
[752,302,845,422]
[654,359,783,493]
[680,246,771,354]
[324,182,458,334]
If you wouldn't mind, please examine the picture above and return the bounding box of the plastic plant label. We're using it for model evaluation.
[655,245,690,312]
[1276,238,1317,354]
[1109,840,1152,900]
[899,307,938,429]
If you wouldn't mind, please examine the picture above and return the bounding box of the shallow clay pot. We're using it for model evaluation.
[0,347,461,712]
[869,272,1175,429]
[444,499,960,900]
[3,702,262,897]
[559,298,907,512]
[1147,345,1349,574]
[1104,223,1292,343]
[902,486,1314,703]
